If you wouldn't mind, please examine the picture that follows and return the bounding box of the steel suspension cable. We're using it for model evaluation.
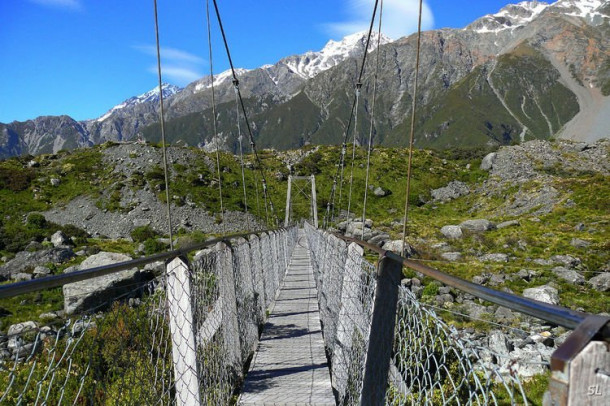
[345,83,362,225]
[401,0,424,254]
[324,0,380,228]
[211,0,277,227]
[361,0,384,240]
[234,82,251,231]
[152,0,174,250]
[206,0,225,233]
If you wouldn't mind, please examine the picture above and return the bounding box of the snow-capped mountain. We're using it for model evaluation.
[97,83,182,122]
[468,0,608,33]
[1,0,609,158]
[278,31,392,80]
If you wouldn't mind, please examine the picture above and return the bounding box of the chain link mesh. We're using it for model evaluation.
[305,223,530,405]
[0,227,298,405]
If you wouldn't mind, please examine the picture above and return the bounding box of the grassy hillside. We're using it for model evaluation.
[0,141,608,319]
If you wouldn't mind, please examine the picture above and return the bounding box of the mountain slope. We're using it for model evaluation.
[1,0,608,158]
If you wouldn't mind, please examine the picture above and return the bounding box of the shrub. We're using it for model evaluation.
[26,213,47,228]
[130,226,158,243]
[142,238,166,255]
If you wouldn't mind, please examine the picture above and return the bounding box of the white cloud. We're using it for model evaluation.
[147,66,203,85]
[135,45,205,86]
[326,0,434,40]
[134,45,205,65]
[29,0,82,10]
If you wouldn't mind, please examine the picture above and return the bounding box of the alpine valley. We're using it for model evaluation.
[1,0,608,159]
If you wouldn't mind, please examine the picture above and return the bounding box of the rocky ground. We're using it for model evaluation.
[1,139,608,380]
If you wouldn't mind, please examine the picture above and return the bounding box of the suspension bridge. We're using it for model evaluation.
[1,0,609,404]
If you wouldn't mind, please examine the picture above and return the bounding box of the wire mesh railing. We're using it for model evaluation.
[304,223,609,405]
[0,227,297,405]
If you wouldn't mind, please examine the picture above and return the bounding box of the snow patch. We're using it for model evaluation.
[97,83,181,122]
[194,68,250,93]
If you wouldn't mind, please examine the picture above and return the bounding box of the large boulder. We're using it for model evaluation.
[550,255,582,268]
[51,230,70,247]
[382,240,417,257]
[587,273,610,292]
[431,181,470,202]
[63,252,153,315]
[0,247,75,280]
[480,152,497,171]
[523,285,559,305]
[459,219,496,232]
[440,225,463,239]
[551,267,585,285]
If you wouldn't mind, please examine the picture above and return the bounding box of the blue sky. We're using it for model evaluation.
[1,0,534,123]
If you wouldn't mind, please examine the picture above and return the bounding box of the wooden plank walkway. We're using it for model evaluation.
[238,230,335,405]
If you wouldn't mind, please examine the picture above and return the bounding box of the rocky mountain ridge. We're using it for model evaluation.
[1,0,608,158]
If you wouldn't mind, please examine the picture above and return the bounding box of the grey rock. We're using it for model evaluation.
[63,252,153,315]
[460,219,495,232]
[381,240,417,257]
[495,306,515,322]
[441,252,462,261]
[574,223,586,231]
[431,181,470,202]
[550,255,581,268]
[373,187,391,197]
[50,178,61,187]
[472,275,489,285]
[507,345,547,378]
[570,238,591,248]
[587,273,610,292]
[523,285,559,305]
[8,321,38,337]
[33,266,52,278]
[0,247,74,279]
[439,286,451,295]
[479,253,509,263]
[463,301,489,319]
[440,225,463,239]
[480,152,496,171]
[51,230,70,247]
[516,269,537,281]
[72,319,96,336]
[551,267,584,285]
[497,220,520,229]
[488,274,506,286]
[367,233,390,247]
[39,312,60,321]
[533,258,553,266]
[12,273,33,282]
[435,294,454,305]
[488,330,514,355]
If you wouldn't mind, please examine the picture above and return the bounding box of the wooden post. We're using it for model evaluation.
[166,257,202,406]
[360,254,403,405]
[310,175,318,228]
[546,315,610,406]
[284,175,292,227]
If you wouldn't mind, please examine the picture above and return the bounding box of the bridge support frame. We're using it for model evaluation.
[284,175,318,228]
[360,254,403,405]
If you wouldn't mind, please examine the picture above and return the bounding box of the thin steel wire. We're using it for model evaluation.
[0,228,298,404]
[361,0,384,240]
[206,0,226,232]
[325,0,380,227]
[152,0,174,250]
[234,84,251,231]
[304,224,532,405]
[211,0,278,227]
[401,0,423,255]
